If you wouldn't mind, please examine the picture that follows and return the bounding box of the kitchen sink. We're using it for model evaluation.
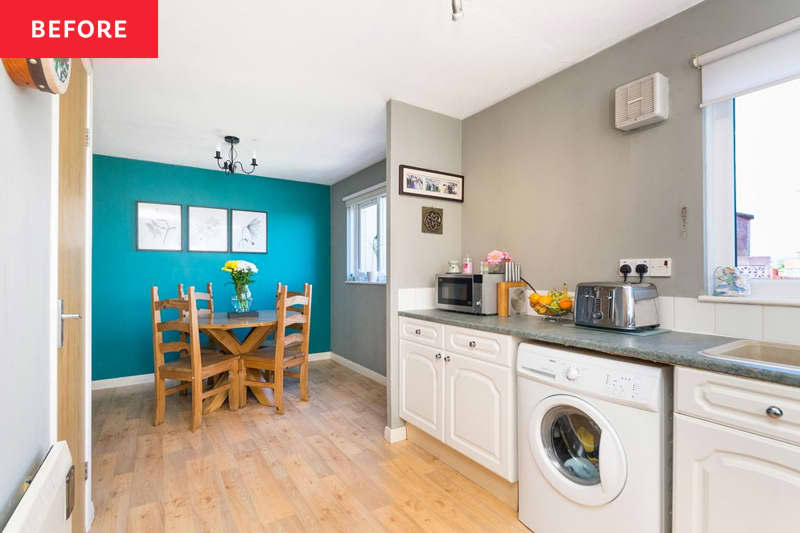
[701,339,800,372]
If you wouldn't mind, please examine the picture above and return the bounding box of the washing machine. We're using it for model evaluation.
[517,342,672,533]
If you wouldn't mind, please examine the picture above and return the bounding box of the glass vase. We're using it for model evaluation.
[232,284,253,312]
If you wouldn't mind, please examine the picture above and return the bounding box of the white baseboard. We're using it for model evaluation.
[92,352,333,390]
[92,373,153,390]
[330,352,386,384]
[384,425,407,443]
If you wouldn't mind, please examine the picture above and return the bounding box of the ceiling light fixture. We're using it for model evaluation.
[451,0,463,21]
[214,135,258,175]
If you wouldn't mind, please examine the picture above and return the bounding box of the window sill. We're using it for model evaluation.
[698,295,800,308]
[345,280,386,286]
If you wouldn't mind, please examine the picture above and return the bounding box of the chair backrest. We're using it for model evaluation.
[178,282,214,317]
[151,286,202,381]
[274,283,313,360]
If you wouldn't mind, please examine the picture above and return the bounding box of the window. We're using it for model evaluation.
[701,20,800,297]
[733,78,800,280]
[345,185,386,283]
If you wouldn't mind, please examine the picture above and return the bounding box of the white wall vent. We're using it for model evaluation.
[614,72,669,131]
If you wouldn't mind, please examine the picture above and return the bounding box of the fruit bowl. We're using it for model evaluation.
[529,284,573,317]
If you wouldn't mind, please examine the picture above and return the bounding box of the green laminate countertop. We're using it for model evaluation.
[398,309,800,388]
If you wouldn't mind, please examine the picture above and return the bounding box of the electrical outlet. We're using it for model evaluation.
[619,258,672,277]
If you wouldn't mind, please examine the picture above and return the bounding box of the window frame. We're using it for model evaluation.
[703,94,800,300]
[344,184,386,284]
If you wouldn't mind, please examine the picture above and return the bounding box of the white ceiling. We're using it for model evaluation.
[93,0,702,185]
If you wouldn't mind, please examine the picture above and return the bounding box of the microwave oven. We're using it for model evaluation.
[434,273,504,315]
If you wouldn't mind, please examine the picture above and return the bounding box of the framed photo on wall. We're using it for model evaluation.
[136,201,183,251]
[231,209,268,253]
[188,206,229,252]
[399,165,464,202]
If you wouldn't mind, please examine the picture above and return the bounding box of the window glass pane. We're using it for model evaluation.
[359,201,378,273]
[735,77,800,279]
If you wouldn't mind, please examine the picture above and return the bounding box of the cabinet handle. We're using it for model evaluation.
[766,405,783,419]
[468,340,476,348]
[444,355,451,362]
[435,353,442,359]
[415,329,421,335]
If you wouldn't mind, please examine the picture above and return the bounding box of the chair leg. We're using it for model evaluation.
[154,375,166,426]
[191,378,203,431]
[299,361,309,402]
[274,365,284,414]
[228,368,239,411]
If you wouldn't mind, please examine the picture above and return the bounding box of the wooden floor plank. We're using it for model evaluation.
[90,360,525,533]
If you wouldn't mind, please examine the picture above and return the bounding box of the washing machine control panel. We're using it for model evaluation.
[518,346,664,410]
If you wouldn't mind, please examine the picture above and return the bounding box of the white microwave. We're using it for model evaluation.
[434,273,504,315]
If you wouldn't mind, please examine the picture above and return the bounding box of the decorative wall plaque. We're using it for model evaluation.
[421,207,443,235]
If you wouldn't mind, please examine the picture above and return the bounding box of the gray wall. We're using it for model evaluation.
[0,75,56,526]
[331,160,387,375]
[461,0,800,297]
[386,100,462,428]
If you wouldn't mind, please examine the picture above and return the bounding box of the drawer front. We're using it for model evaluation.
[399,317,444,348]
[676,367,800,446]
[444,325,513,367]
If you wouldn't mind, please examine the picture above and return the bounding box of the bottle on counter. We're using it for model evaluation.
[462,256,473,274]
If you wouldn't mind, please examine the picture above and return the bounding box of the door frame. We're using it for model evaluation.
[49,57,94,531]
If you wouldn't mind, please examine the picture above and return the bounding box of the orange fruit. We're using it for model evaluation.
[529,293,539,306]
[559,298,572,310]
[539,295,553,306]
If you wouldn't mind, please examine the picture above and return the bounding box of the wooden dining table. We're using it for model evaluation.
[196,310,279,413]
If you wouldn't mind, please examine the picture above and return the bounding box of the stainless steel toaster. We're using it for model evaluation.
[574,282,660,331]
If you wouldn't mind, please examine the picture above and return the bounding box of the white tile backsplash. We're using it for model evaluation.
[763,306,800,344]
[656,297,675,330]
[398,287,435,311]
[674,297,716,334]
[714,303,763,340]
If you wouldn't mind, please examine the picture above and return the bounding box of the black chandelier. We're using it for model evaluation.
[214,135,258,175]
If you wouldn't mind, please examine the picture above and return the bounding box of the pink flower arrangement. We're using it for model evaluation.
[485,250,513,265]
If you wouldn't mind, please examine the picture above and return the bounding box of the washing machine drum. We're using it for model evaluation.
[529,394,628,506]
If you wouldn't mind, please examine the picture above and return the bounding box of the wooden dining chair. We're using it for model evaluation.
[151,285,239,430]
[178,282,220,354]
[260,281,306,349]
[240,283,312,413]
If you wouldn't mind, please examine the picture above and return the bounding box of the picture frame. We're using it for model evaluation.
[399,164,464,203]
[136,201,183,251]
[231,209,268,253]
[188,205,229,252]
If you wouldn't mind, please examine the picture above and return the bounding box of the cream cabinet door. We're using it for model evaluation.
[399,340,444,440]
[443,353,516,481]
[674,413,800,533]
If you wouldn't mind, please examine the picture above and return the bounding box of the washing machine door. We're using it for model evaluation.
[529,394,627,506]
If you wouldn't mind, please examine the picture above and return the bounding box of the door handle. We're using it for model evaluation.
[58,299,82,349]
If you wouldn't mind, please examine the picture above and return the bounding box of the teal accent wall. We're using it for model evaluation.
[92,155,331,380]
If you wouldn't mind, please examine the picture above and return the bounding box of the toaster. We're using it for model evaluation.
[574,282,660,331]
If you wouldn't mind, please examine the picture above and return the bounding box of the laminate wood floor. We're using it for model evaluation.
[91,360,528,532]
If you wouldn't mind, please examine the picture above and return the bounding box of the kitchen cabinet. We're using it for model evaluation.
[398,340,444,439]
[398,317,517,481]
[673,367,800,533]
[444,352,515,479]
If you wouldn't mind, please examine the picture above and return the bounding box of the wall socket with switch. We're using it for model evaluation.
[619,258,672,277]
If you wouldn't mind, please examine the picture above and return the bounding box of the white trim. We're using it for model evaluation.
[330,352,386,384]
[48,95,60,445]
[91,352,334,390]
[698,294,800,307]
[694,16,800,68]
[83,63,94,533]
[341,182,386,203]
[344,280,386,286]
[384,425,407,443]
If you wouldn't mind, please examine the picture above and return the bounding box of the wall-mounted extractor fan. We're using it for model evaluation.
[614,72,669,131]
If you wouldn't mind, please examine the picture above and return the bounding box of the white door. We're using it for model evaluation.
[674,413,800,533]
[443,353,514,479]
[399,340,444,440]
[528,394,627,506]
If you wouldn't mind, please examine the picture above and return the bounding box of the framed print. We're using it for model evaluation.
[231,209,268,253]
[188,206,228,252]
[136,201,182,251]
[399,165,464,203]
